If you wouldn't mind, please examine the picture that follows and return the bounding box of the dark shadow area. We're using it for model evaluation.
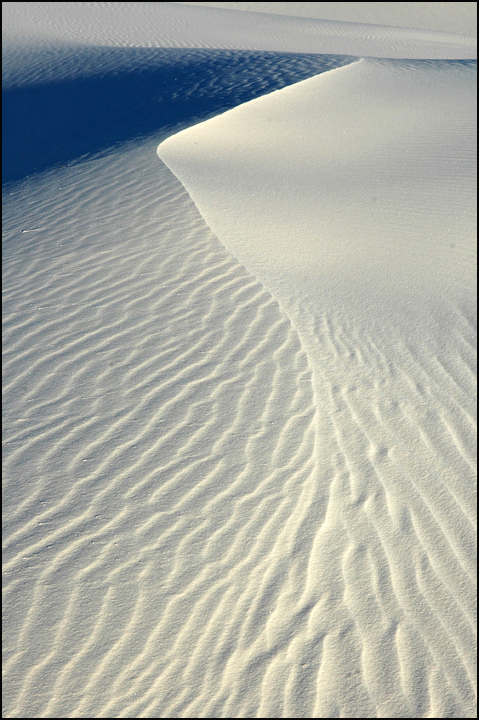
[3,47,356,184]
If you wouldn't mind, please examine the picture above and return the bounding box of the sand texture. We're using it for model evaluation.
[2,2,477,718]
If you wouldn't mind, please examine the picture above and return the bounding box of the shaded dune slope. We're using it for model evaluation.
[2,47,354,184]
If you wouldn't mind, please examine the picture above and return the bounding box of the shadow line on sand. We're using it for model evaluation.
[3,47,357,185]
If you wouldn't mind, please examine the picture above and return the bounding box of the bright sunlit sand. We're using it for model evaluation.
[2,3,477,718]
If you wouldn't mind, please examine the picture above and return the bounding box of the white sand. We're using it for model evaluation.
[176,2,478,36]
[3,2,477,718]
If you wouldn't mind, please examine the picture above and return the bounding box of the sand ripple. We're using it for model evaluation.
[2,11,477,717]
[3,144,323,718]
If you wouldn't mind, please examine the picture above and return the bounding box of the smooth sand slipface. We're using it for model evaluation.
[158,56,476,337]
[3,2,477,718]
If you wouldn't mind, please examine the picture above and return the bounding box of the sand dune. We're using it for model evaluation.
[158,51,477,717]
[2,2,477,718]
[158,56,476,302]
[176,2,477,37]
[3,143,319,718]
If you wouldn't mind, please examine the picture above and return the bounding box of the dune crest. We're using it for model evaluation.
[158,52,477,717]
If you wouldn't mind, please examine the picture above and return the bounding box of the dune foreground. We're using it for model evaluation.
[3,3,477,718]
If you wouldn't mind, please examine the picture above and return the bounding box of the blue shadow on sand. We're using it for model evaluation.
[2,47,355,184]
[5,49,474,186]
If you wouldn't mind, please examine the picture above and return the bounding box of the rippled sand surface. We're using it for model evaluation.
[3,3,476,717]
